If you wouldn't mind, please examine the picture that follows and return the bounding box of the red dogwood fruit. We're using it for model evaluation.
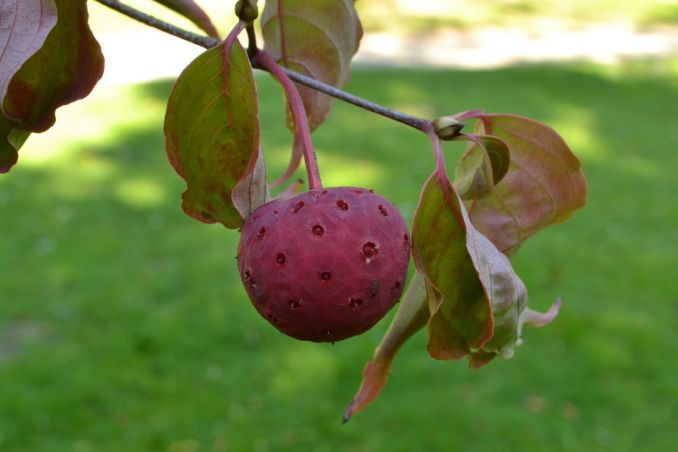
[237,187,411,342]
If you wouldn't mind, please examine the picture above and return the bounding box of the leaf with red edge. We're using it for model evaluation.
[1,0,103,173]
[164,32,263,229]
[415,164,560,363]
[343,272,428,422]
[453,134,510,200]
[460,112,587,256]
[153,0,220,39]
[261,0,362,184]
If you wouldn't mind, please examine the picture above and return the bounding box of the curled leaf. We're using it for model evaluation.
[164,28,263,228]
[1,0,103,173]
[415,163,559,365]
[412,170,494,360]
[461,113,587,256]
[347,129,567,418]
[343,272,428,422]
[452,134,510,200]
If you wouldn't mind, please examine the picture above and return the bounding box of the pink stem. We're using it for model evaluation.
[253,50,322,190]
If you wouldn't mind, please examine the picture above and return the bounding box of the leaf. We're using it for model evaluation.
[3,0,103,131]
[343,272,429,422]
[463,113,588,256]
[1,0,104,173]
[415,165,559,365]
[346,131,564,418]
[412,170,494,360]
[261,0,362,128]
[153,0,220,39]
[0,0,57,102]
[0,116,19,172]
[453,134,510,200]
[164,34,262,229]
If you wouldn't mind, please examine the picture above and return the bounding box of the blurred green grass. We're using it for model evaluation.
[1,59,678,451]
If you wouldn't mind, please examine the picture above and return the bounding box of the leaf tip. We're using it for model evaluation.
[341,403,354,424]
[522,298,561,329]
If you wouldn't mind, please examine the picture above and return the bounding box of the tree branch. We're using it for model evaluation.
[92,0,440,133]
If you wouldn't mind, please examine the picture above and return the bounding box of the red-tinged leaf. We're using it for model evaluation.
[343,271,429,422]
[261,0,362,130]
[153,0,220,39]
[453,134,510,200]
[3,0,103,131]
[412,170,494,360]
[261,1,362,186]
[462,113,587,256]
[0,0,56,102]
[1,0,102,173]
[415,163,559,366]
[164,34,262,229]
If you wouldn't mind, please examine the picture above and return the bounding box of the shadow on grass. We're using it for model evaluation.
[0,60,677,450]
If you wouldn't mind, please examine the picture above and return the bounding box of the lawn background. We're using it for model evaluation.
[1,2,678,451]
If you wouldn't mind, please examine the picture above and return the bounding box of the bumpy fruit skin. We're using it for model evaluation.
[237,187,411,342]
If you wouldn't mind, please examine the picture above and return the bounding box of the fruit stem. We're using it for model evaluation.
[252,50,323,190]
[422,122,447,177]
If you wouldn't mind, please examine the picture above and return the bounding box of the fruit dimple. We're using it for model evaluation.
[237,186,411,343]
[312,225,324,236]
[362,242,378,259]
[349,298,363,308]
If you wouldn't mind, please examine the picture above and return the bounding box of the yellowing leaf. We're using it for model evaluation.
[164,35,263,228]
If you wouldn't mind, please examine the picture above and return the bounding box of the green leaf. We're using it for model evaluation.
[343,272,428,422]
[1,0,104,173]
[164,37,262,229]
[413,170,494,359]
[153,0,220,39]
[415,166,559,364]
[463,113,588,256]
[261,0,362,184]
[453,134,510,200]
